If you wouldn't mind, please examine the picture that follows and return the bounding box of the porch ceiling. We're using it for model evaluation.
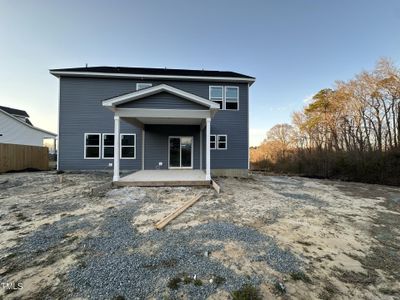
[132,117,203,125]
[116,107,211,127]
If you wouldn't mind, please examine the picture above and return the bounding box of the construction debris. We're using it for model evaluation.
[154,194,203,230]
[211,180,221,194]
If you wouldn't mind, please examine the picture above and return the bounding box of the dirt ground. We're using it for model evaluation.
[0,171,399,299]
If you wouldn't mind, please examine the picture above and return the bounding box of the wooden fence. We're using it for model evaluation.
[0,143,49,173]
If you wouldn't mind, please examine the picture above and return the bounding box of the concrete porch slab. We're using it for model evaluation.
[114,170,210,187]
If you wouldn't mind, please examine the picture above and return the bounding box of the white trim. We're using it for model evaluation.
[50,70,256,84]
[57,79,61,170]
[103,84,220,109]
[210,134,216,149]
[217,134,228,150]
[225,86,239,111]
[113,116,120,181]
[199,128,202,170]
[120,133,136,159]
[102,133,115,159]
[205,118,211,180]
[168,136,194,169]
[84,133,101,159]
[142,129,145,170]
[136,83,152,90]
[115,108,211,119]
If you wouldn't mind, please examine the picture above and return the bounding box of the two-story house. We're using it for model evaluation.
[50,66,255,184]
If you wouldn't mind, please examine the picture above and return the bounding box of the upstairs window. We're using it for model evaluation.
[225,87,239,110]
[120,134,136,159]
[84,133,101,159]
[102,134,114,159]
[217,135,227,150]
[209,86,223,109]
[136,83,152,90]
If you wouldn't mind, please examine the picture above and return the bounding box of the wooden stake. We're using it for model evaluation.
[211,180,220,194]
[155,194,203,230]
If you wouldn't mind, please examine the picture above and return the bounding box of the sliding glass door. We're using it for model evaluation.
[169,136,193,169]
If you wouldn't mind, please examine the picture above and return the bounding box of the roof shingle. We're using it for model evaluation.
[0,105,29,118]
[50,66,255,80]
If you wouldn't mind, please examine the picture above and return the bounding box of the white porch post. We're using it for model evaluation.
[113,115,120,181]
[199,127,203,170]
[205,117,211,180]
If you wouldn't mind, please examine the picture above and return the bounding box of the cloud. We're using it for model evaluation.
[250,128,266,147]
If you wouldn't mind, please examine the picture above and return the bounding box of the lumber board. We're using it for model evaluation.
[155,194,203,230]
[211,180,220,194]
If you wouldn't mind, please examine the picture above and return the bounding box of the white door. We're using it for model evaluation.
[168,136,193,169]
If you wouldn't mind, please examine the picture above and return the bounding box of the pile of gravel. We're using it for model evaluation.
[68,203,302,299]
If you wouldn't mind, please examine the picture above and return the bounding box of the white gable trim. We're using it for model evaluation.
[0,108,57,138]
[102,84,220,109]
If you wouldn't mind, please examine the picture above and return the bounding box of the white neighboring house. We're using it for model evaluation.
[0,106,57,147]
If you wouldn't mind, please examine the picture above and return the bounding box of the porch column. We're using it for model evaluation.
[113,115,120,181]
[205,117,211,180]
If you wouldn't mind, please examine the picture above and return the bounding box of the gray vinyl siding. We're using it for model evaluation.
[58,77,142,171]
[58,77,249,171]
[117,92,207,110]
[143,125,200,170]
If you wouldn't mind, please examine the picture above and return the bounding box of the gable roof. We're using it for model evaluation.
[102,84,220,109]
[0,107,56,138]
[0,105,29,118]
[50,66,255,84]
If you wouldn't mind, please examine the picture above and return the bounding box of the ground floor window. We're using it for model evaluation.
[210,134,227,150]
[84,133,101,159]
[120,134,136,159]
[102,134,114,158]
[84,133,136,159]
[210,134,216,149]
[217,135,227,150]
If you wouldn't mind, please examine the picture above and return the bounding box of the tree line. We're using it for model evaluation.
[251,58,400,185]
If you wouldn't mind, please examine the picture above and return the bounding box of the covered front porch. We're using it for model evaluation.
[102,84,219,186]
[114,169,210,187]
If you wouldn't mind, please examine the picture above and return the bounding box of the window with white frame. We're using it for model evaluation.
[210,134,216,149]
[102,134,114,159]
[217,135,227,150]
[209,86,223,109]
[84,133,101,159]
[225,87,239,110]
[120,134,136,159]
[136,83,152,90]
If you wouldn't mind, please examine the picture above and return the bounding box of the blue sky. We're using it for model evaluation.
[0,0,399,146]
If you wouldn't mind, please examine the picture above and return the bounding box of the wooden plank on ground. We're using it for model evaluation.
[211,180,220,194]
[155,194,203,230]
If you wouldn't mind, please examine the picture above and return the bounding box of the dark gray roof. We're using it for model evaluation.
[0,105,29,118]
[50,66,255,80]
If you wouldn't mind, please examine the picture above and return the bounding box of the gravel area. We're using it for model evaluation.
[0,171,399,299]
[68,202,301,299]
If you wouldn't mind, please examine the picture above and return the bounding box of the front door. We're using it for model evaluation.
[169,136,193,169]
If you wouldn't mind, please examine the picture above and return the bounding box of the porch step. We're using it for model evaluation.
[113,180,211,187]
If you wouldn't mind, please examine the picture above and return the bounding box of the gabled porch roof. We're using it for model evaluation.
[102,84,219,126]
[104,84,215,183]
[102,84,220,109]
